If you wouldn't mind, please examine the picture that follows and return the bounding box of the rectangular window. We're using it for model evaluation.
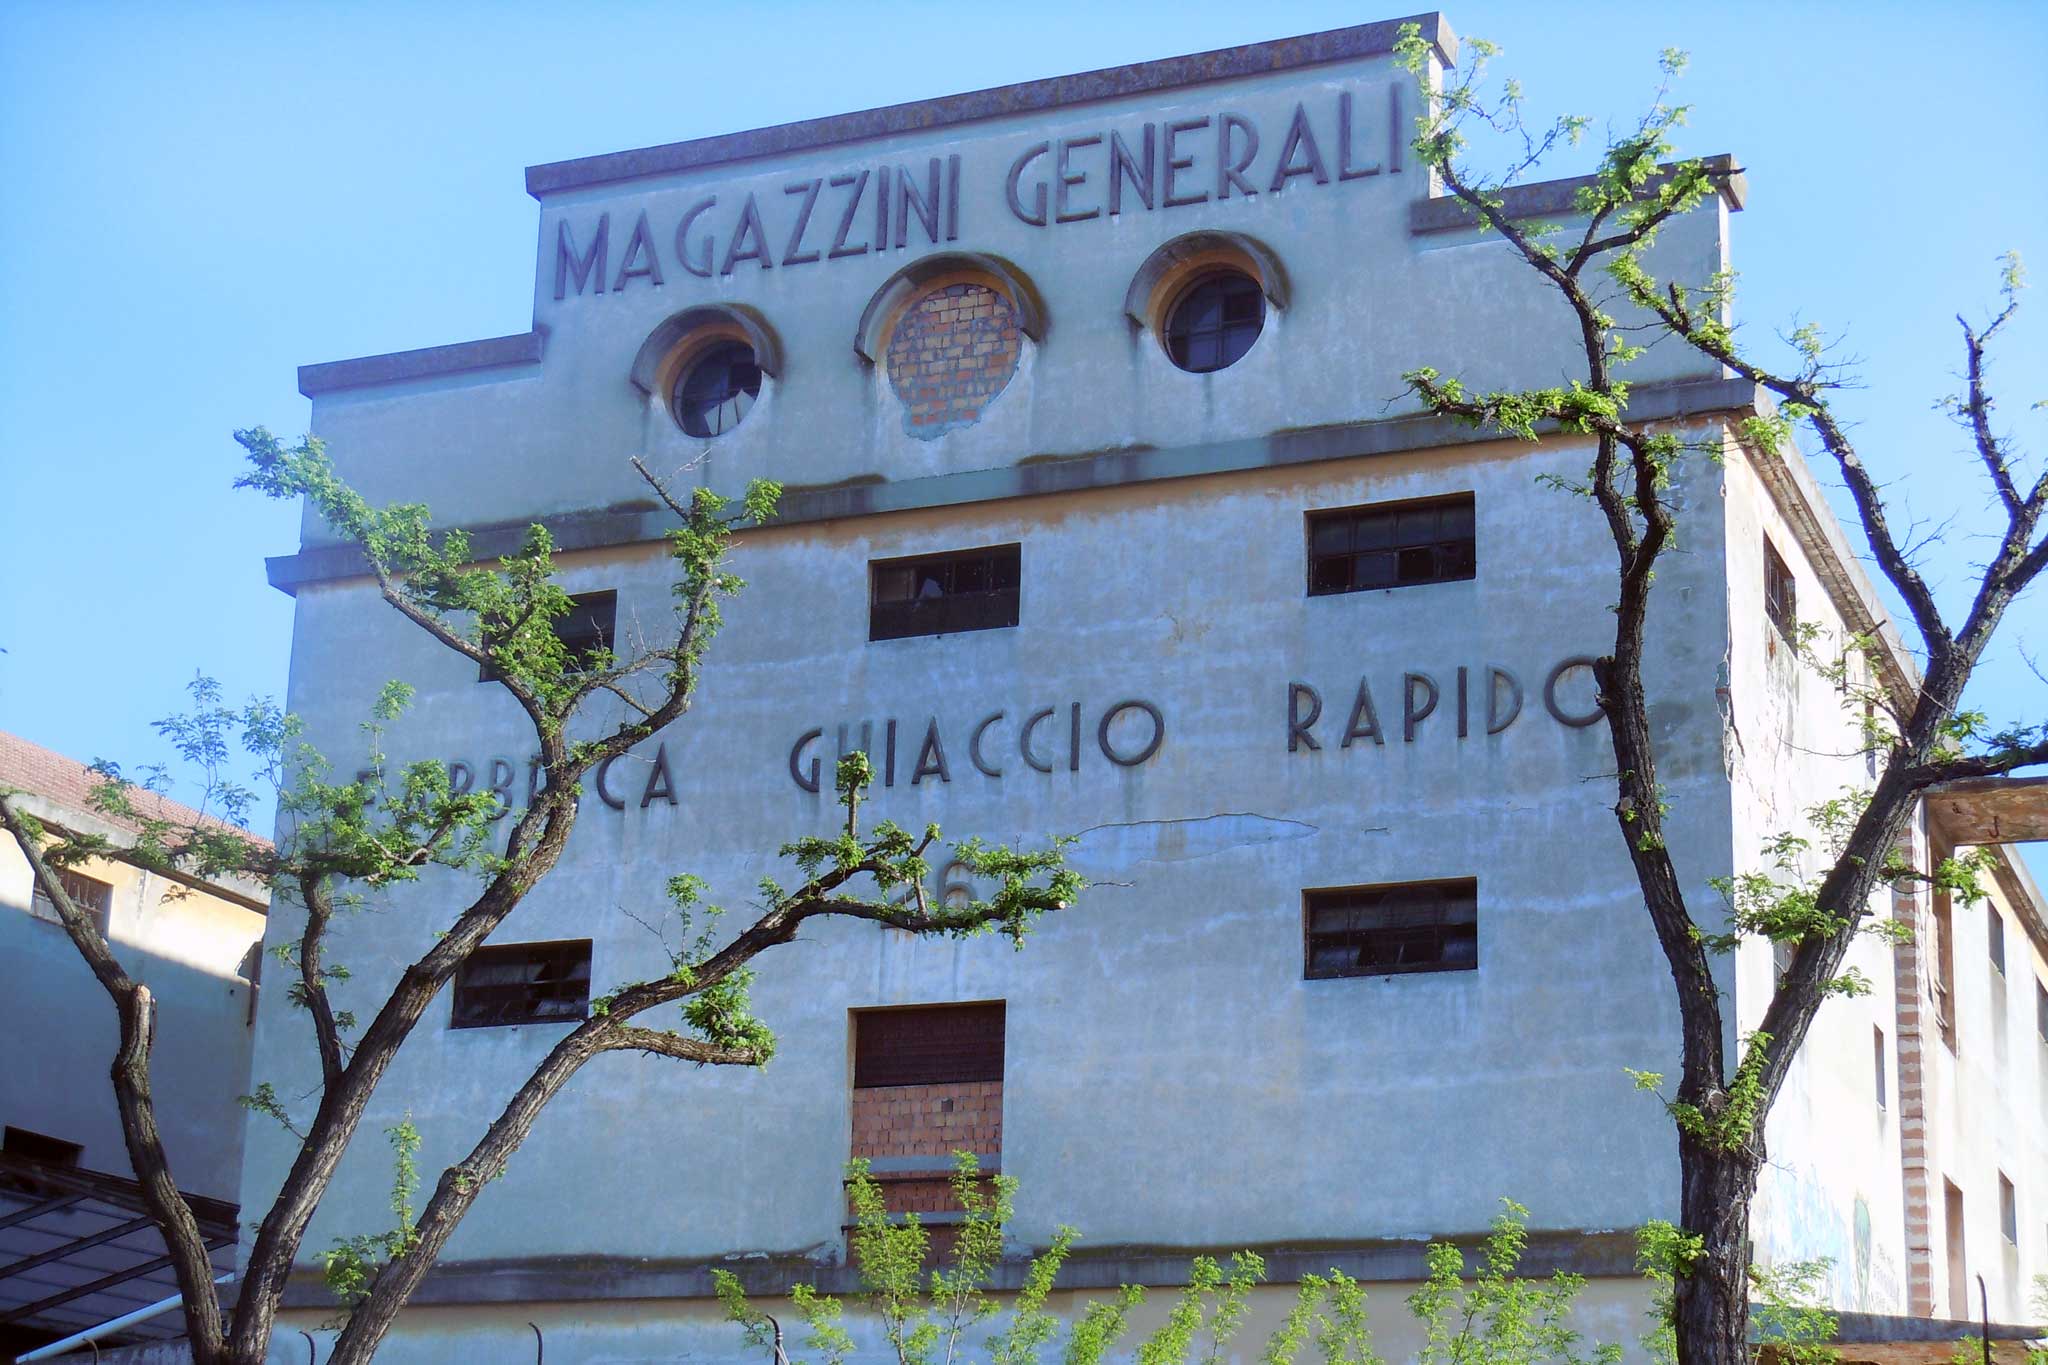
[1304,878,1478,979]
[1873,1025,1887,1111]
[29,866,113,936]
[1764,535,1798,639]
[2037,980,2047,1045]
[853,1002,1005,1088]
[3,1127,82,1167]
[869,545,1020,642]
[1931,836,1958,1054]
[1989,908,2006,976]
[1307,494,1475,597]
[450,940,591,1029]
[1999,1173,2017,1245]
[481,590,616,681]
[1944,1179,1968,1319]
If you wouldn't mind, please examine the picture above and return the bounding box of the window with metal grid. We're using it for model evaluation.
[480,590,616,681]
[1307,495,1476,596]
[29,866,113,935]
[853,1002,1005,1088]
[870,545,1020,642]
[450,940,591,1029]
[1764,536,1798,639]
[1165,270,1265,373]
[1304,879,1478,979]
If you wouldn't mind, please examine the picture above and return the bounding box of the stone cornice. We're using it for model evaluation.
[265,375,1760,595]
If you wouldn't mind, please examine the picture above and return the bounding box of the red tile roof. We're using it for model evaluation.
[0,730,273,852]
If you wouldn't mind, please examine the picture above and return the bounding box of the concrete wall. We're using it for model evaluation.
[0,804,263,1202]
[246,429,1739,1285]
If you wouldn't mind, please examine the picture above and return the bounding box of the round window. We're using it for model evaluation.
[671,340,762,437]
[1164,270,1265,373]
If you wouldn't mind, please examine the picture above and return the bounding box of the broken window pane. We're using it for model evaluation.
[451,941,592,1029]
[1307,495,1476,597]
[869,545,1022,641]
[1304,879,1479,978]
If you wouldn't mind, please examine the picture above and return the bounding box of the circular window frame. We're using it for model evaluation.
[629,304,783,439]
[1123,231,1288,372]
[1159,266,1268,374]
[665,332,763,439]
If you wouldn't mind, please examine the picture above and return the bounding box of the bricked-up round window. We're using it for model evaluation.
[672,341,762,438]
[885,281,1022,439]
[1165,270,1265,373]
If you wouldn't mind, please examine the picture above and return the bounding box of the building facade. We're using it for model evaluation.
[243,14,2045,1362]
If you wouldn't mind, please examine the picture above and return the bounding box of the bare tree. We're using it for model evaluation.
[1388,28,2046,1365]
[0,432,1079,1365]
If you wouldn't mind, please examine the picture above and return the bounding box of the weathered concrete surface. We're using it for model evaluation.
[238,11,2048,1363]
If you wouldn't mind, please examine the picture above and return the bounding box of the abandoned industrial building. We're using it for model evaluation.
[15,11,2044,1363]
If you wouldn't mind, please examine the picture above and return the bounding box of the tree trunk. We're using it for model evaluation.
[1676,1138,1762,1365]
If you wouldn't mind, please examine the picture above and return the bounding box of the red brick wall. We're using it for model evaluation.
[850,1080,1002,1160]
[850,1080,1002,1227]
[885,282,1022,437]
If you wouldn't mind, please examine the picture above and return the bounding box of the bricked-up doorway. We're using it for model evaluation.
[849,1003,1004,1242]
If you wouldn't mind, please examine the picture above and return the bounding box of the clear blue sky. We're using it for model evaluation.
[1,1,2042,876]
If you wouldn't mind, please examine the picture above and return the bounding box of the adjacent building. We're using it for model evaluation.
[242,13,2046,1362]
[0,733,266,1357]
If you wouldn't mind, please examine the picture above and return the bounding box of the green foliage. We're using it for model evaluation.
[236,427,777,722]
[720,1181,1630,1365]
[1635,1220,1701,1365]
[1064,1287,1146,1365]
[317,1116,421,1316]
[1696,789,1911,997]
[1410,1200,1622,1365]
[236,1082,303,1139]
[1666,1033,1772,1154]
[1637,1229,1835,1365]
[1749,1259,1839,1365]
[717,1153,1079,1365]
[1138,1252,1267,1365]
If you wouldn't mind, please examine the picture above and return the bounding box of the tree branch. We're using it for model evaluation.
[296,874,346,1091]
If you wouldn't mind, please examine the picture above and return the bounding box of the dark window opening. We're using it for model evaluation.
[1989,908,2006,976]
[30,866,113,936]
[673,340,762,438]
[1873,1025,1887,1111]
[481,590,616,681]
[451,940,591,1029]
[1165,270,1264,373]
[853,1002,1005,1088]
[1998,1173,2017,1245]
[3,1127,83,1167]
[1307,495,1476,596]
[870,545,1020,642]
[1305,878,1478,979]
[1764,536,1798,640]
[2036,980,2046,1045]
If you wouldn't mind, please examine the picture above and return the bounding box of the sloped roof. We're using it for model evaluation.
[0,731,272,853]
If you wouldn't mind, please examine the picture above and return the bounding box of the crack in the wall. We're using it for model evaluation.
[1067,811,1319,871]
